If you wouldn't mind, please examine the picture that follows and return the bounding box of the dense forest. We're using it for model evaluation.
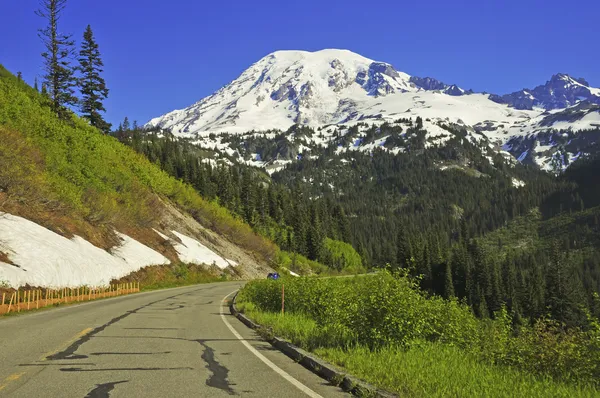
[113,123,600,328]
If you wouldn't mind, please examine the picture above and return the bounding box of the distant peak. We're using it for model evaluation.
[549,73,589,87]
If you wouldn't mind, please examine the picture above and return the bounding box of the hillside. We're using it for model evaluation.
[0,65,277,288]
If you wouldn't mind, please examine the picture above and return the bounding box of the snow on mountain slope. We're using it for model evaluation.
[0,212,245,288]
[147,49,600,140]
[169,231,233,269]
[0,213,170,288]
[148,49,430,135]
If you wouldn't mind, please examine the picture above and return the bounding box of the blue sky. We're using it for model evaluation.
[1,0,598,127]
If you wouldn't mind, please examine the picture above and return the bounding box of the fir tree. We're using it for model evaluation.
[122,116,130,131]
[396,226,412,269]
[36,0,78,119]
[78,24,110,133]
[444,261,455,298]
[34,77,39,92]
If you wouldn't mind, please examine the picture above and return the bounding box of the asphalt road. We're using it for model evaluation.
[0,282,349,397]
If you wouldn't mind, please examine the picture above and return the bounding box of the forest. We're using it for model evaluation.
[113,122,600,328]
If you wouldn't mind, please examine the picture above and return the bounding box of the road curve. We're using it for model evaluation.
[0,282,349,397]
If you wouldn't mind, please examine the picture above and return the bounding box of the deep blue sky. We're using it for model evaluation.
[2,0,598,127]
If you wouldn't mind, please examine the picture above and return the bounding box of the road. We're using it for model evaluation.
[0,282,349,397]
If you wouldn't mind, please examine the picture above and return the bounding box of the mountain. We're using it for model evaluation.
[146,49,600,172]
[147,49,523,135]
[490,73,600,110]
[146,49,600,138]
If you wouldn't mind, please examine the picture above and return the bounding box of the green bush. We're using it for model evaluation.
[320,238,364,273]
[238,272,600,388]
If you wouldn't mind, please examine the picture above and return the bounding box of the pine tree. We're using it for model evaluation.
[307,205,324,261]
[34,77,39,92]
[527,254,545,319]
[122,116,130,131]
[444,261,455,298]
[488,260,503,315]
[502,253,519,314]
[78,24,110,133]
[396,226,412,269]
[36,0,78,119]
[17,72,23,81]
[240,169,256,225]
[545,242,585,326]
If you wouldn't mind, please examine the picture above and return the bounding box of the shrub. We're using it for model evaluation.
[238,272,600,387]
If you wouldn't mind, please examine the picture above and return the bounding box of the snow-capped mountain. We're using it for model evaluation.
[146,49,600,171]
[490,73,600,110]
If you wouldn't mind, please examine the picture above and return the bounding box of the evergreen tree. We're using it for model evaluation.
[78,24,110,133]
[122,116,130,131]
[396,226,412,269]
[527,254,545,319]
[488,260,503,315]
[36,0,78,119]
[17,72,23,81]
[546,242,585,326]
[34,77,39,92]
[502,253,520,314]
[444,261,455,298]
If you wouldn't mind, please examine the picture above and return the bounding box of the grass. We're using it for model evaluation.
[113,263,229,292]
[316,344,598,398]
[237,273,600,396]
[239,307,599,398]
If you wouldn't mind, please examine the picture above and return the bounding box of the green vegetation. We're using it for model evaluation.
[237,274,600,396]
[321,238,363,273]
[316,344,596,398]
[115,263,228,291]
[0,64,276,260]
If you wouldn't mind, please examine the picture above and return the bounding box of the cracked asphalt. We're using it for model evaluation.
[0,282,349,397]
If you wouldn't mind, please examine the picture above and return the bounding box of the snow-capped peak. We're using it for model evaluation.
[146,49,598,140]
[491,73,600,110]
[147,49,425,134]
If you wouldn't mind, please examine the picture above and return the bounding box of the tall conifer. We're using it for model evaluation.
[78,24,110,133]
[36,0,77,119]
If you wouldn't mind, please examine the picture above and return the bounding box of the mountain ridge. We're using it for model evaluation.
[147,49,599,136]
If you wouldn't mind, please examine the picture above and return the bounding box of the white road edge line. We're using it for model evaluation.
[220,291,324,398]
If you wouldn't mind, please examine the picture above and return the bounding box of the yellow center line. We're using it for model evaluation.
[40,327,93,361]
[0,372,27,392]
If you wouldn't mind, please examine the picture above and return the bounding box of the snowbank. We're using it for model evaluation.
[0,213,169,288]
[170,231,231,269]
